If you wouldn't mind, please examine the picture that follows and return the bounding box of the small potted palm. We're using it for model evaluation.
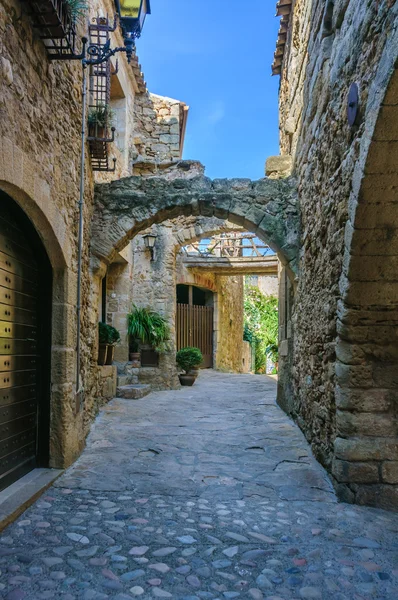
[176,347,203,386]
[127,305,170,365]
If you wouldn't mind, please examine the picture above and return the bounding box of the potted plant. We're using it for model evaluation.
[98,322,120,365]
[106,325,120,365]
[64,0,88,23]
[127,305,171,365]
[88,104,114,139]
[129,338,141,364]
[176,347,203,386]
[98,322,110,366]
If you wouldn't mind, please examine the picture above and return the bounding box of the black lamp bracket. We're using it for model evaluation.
[54,14,139,65]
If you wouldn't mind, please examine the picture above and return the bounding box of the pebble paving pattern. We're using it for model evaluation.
[0,371,398,599]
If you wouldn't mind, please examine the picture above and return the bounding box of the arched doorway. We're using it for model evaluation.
[176,284,214,368]
[332,63,398,508]
[0,192,52,490]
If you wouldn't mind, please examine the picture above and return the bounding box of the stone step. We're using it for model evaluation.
[117,375,139,387]
[116,384,151,400]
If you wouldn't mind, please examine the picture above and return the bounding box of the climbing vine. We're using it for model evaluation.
[243,285,278,373]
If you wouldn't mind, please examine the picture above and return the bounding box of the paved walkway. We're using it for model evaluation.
[1,371,398,600]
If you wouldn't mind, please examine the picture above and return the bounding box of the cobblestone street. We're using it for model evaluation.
[0,371,397,600]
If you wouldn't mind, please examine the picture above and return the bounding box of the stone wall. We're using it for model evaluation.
[105,245,134,363]
[104,215,248,384]
[277,0,398,507]
[214,275,245,373]
[130,221,180,389]
[0,0,94,467]
[247,274,279,297]
[132,93,188,174]
[97,366,117,403]
[0,0,174,470]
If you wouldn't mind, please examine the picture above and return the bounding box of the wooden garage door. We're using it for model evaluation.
[0,211,39,489]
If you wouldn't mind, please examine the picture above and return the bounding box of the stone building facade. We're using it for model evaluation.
[0,0,190,484]
[274,0,398,509]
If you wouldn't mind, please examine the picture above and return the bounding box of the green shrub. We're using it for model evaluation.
[88,104,115,128]
[64,0,88,23]
[98,322,120,345]
[244,285,278,373]
[176,347,203,373]
[108,325,120,345]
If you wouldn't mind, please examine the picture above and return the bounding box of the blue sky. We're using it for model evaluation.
[137,1,281,181]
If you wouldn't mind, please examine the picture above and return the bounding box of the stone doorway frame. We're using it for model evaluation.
[332,45,398,509]
[0,153,83,470]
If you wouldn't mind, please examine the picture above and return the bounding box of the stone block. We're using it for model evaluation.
[0,56,13,85]
[2,137,14,182]
[334,362,373,388]
[381,461,398,484]
[22,154,36,199]
[116,384,151,399]
[332,459,379,484]
[346,220,398,256]
[373,364,398,389]
[51,348,76,384]
[284,117,296,135]
[279,340,288,357]
[52,303,76,347]
[351,201,398,231]
[343,281,398,308]
[335,386,393,412]
[159,134,179,144]
[373,105,398,141]
[383,70,398,106]
[337,318,397,346]
[265,155,293,178]
[335,340,365,365]
[365,140,398,174]
[359,172,398,203]
[336,410,397,437]
[334,437,398,461]
[355,484,398,511]
[345,254,398,282]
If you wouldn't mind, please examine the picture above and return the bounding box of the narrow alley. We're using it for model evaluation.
[0,372,397,600]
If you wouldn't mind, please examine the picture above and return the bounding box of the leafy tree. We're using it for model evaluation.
[243,285,278,374]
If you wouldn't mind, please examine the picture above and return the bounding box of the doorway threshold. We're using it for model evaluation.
[0,468,63,532]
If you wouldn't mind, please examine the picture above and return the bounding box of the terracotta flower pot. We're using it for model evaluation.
[129,352,141,367]
[188,368,199,379]
[98,343,107,366]
[105,345,115,365]
[89,124,106,139]
[179,374,196,386]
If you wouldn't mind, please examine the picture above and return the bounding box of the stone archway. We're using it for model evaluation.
[332,59,398,509]
[92,166,299,276]
[0,179,75,473]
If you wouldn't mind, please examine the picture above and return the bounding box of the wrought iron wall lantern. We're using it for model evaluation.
[143,232,157,261]
[115,0,151,39]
